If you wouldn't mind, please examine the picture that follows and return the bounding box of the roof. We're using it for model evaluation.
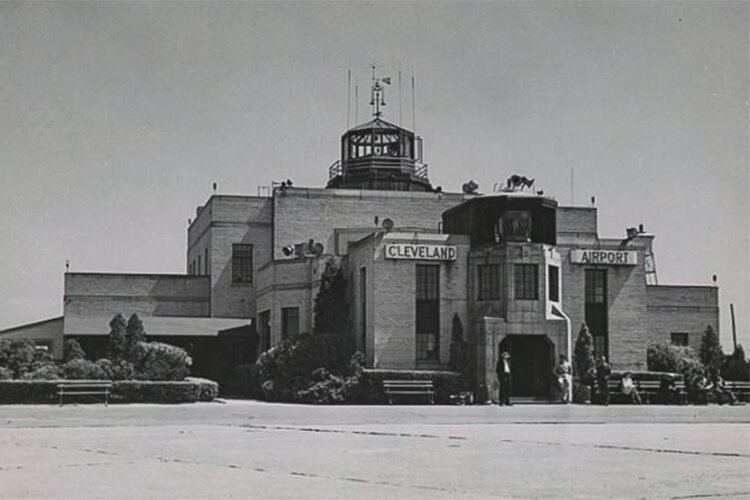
[0,316,63,335]
[347,118,405,132]
[64,316,251,337]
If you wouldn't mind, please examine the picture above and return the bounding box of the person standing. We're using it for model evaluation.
[554,354,573,403]
[595,356,612,405]
[496,351,512,406]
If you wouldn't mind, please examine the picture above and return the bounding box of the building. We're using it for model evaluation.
[2,80,719,399]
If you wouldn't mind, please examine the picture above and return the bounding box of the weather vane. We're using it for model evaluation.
[369,65,391,118]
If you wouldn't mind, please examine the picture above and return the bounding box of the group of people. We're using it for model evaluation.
[496,352,741,405]
[694,370,738,405]
[495,352,641,405]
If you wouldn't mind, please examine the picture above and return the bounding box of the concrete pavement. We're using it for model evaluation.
[1,401,748,499]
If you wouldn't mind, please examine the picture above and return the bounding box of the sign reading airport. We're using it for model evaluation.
[570,249,638,266]
[385,243,457,261]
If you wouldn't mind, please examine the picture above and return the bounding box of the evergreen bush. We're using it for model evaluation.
[255,333,361,403]
[132,341,192,381]
[699,324,723,373]
[63,339,86,362]
[721,344,750,381]
[60,359,109,380]
[22,365,61,380]
[108,314,128,360]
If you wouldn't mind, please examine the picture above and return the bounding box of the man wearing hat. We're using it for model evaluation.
[495,351,512,406]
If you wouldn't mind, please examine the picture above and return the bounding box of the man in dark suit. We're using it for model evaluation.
[496,351,512,406]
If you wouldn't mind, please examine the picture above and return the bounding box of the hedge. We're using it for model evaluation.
[361,369,461,404]
[0,377,218,404]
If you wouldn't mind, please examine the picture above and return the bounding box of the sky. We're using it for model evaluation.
[0,1,747,350]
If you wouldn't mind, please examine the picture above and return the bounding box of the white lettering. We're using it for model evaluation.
[570,249,638,266]
[384,244,458,261]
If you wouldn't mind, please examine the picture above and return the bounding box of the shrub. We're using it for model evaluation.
[573,323,596,384]
[647,342,703,394]
[0,380,59,403]
[722,344,750,382]
[699,325,723,373]
[0,367,13,380]
[313,260,349,336]
[255,333,357,402]
[112,378,218,403]
[60,359,109,380]
[23,364,61,380]
[0,378,219,404]
[126,313,147,347]
[63,339,87,362]
[108,314,128,360]
[448,313,471,389]
[96,358,137,381]
[132,341,191,381]
[0,339,38,378]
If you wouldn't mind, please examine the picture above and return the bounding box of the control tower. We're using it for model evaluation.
[326,74,433,192]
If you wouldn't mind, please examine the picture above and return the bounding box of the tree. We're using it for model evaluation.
[721,344,749,382]
[63,338,87,362]
[126,313,146,345]
[108,313,128,360]
[573,323,595,384]
[313,260,349,336]
[699,324,723,373]
[448,313,471,388]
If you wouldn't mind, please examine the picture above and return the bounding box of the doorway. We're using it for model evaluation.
[498,335,554,398]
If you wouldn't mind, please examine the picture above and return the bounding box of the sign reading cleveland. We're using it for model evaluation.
[385,243,457,261]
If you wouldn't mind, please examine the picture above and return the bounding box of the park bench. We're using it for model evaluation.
[606,379,686,404]
[725,381,750,402]
[383,380,434,405]
[57,381,112,407]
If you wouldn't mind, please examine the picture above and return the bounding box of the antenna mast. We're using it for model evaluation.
[398,64,403,126]
[347,68,351,129]
[411,71,416,134]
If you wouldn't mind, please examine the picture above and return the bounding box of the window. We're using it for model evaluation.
[514,264,538,300]
[671,333,689,347]
[478,264,501,300]
[204,248,209,276]
[281,307,300,339]
[232,244,253,283]
[585,269,608,358]
[416,265,440,361]
[258,310,271,350]
[548,265,560,302]
[34,340,52,352]
[501,211,532,242]
[197,255,202,275]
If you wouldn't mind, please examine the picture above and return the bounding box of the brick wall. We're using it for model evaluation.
[188,195,273,319]
[273,188,469,260]
[646,285,719,349]
[346,232,470,370]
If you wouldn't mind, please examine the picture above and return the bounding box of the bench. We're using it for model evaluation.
[57,381,112,407]
[725,381,750,402]
[606,379,686,404]
[383,380,434,405]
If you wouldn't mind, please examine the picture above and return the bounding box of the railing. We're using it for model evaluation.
[415,162,428,179]
[328,160,342,180]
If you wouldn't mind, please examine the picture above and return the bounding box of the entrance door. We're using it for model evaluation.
[499,335,553,397]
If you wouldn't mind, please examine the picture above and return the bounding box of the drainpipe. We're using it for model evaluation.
[551,304,573,403]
